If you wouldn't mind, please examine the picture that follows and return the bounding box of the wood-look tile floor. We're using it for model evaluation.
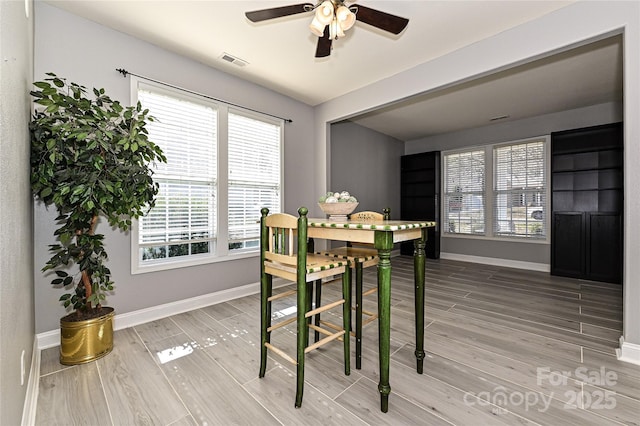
[35,257,640,425]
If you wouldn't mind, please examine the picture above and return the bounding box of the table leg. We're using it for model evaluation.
[413,229,426,374]
[375,232,393,413]
[355,262,363,369]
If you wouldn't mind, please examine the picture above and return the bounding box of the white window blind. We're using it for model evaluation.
[137,87,217,263]
[228,111,281,251]
[133,80,284,272]
[493,140,546,238]
[443,150,486,235]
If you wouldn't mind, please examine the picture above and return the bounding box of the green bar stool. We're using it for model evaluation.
[315,208,390,369]
[259,207,351,408]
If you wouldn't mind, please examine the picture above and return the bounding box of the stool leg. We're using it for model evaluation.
[314,279,322,342]
[306,281,313,347]
[295,272,308,408]
[259,273,272,378]
[342,267,351,376]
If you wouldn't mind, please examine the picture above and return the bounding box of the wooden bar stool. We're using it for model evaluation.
[315,208,390,369]
[259,207,351,408]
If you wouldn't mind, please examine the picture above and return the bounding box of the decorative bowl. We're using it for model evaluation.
[318,202,359,219]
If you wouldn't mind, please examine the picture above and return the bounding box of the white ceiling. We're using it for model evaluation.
[45,0,623,141]
[351,35,623,140]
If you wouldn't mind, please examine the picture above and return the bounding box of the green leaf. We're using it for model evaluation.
[35,98,53,106]
[59,233,71,245]
[45,104,59,113]
[55,271,68,277]
[40,187,52,197]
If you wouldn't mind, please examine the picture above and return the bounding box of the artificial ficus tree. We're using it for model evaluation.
[30,73,166,319]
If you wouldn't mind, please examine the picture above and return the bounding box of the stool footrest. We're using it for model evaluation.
[362,288,377,297]
[319,319,341,332]
[305,299,344,318]
[265,342,297,365]
[362,308,377,317]
[267,316,296,333]
[363,316,378,326]
[305,329,345,353]
[268,289,296,302]
[308,323,342,341]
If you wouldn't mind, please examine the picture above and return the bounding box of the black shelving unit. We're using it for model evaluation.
[550,122,623,284]
[400,151,440,258]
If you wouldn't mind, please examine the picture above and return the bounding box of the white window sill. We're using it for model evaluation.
[442,232,550,245]
[132,250,259,274]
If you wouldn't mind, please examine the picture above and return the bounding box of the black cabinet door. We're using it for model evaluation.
[551,211,623,283]
[587,212,622,283]
[551,212,585,279]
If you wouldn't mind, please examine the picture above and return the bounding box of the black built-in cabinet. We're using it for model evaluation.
[551,122,623,284]
[400,151,440,258]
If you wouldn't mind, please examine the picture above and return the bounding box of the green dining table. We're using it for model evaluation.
[307,217,437,413]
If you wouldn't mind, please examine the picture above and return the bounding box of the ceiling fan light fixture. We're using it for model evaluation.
[309,16,326,37]
[336,5,355,31]
[245,1,409,58]
[329,19,345,40]
[315,0,335,25]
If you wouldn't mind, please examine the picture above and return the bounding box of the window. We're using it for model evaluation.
[133,81,282,272]
[494,140,546,238]
[443,137,548,240]
[443,150,485,234]
[228,111,281,252]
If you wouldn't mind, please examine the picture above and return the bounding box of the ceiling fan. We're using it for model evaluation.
[245,1,409,58]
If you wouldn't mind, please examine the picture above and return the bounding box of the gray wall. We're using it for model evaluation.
[330,121,403,217]
[0,0,35,424]
[405,101,622,266]
[33,3,315,333]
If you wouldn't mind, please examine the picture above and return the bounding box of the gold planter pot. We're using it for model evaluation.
[60,307,115,365]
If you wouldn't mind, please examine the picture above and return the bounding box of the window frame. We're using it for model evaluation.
[130,78,283,274]
[226,107,284,254]
[442,135,550,244]
[442,149,486,236]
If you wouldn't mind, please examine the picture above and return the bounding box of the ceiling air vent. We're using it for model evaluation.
[220,52,248,67]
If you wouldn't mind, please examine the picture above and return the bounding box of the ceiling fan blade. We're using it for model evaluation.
[315,27,332,58]
[245,3,314,22]
[354,5,409,35]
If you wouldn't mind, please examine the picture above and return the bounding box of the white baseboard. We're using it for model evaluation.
[36,280,266,350]
[616,337,640,365]
[440,252,550,272]
[21,337,40,426]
